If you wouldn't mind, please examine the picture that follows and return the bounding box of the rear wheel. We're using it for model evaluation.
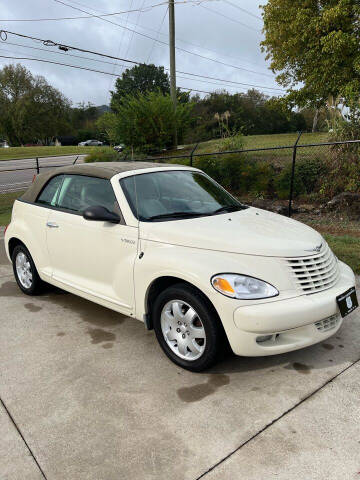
[153,284,222,371]
[12,244,45,295]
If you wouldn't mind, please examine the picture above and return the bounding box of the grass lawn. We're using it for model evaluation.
[196,132,328,153]
[0,146,107,161]
[153,132,330,167]
[160,132,329,156]
[296,213,360,274]
[324,234,360,275]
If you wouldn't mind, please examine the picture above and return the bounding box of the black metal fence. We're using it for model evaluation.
[0,154,79,193]
[127,133,360,217]
[1,135,359,221]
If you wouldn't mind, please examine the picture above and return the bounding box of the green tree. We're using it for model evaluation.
[0,64,71,145]
[110,64,189,112]
[184,89,306,143]
[111,64,170,110]
[96,112,118,144]
[71,102,99,130]
[261,0,360,107]
[107,91,193,153]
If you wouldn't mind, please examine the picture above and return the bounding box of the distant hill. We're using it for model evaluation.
[96,105,111,114]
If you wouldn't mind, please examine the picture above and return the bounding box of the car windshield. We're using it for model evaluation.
[120,170,247,221]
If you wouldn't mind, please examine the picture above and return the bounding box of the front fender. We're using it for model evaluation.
[133,240,299,347]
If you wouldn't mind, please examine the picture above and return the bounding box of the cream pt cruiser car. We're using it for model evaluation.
[4,162,358,371]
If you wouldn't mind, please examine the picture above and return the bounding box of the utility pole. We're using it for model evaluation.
[168,0,178,147]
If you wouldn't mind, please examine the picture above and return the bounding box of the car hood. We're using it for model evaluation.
[140,207,323,257]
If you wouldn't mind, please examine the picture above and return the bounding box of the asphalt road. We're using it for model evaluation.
[0,155,86,193]
[0,229,359,480]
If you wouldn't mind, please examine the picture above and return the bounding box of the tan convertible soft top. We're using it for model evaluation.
[20,161,179,203]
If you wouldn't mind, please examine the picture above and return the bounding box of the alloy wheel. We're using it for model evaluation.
[160,300,206,361]
[15,251,33,289]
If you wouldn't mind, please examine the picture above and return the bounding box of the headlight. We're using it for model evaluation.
[211,273,279,300]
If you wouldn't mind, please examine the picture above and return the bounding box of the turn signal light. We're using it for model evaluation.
[212,277,235,296]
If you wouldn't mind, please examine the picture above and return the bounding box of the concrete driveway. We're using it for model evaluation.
[1,229,359,480]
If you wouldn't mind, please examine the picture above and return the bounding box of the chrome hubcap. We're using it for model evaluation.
[15,252,33,289]
[160,300,206,361]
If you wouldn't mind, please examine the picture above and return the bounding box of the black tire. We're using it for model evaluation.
[152,283,222,372]
[12,244,45,296]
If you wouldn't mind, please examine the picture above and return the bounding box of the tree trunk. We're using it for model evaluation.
[312,108,319,132]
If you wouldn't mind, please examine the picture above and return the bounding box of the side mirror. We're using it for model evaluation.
[83,205,120,224]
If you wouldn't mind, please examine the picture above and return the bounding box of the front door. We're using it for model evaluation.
[46,174,138,313]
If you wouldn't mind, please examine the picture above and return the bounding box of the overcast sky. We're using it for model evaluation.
[0,0,282,106]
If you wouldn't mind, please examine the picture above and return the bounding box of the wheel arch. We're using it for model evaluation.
[8,237,27,259]
[144,275,221,331]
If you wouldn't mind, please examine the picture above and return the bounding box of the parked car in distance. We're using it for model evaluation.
[113,144,125,152]
[78,139,103,146]
[4,162,358,371]
[0,139,9,148]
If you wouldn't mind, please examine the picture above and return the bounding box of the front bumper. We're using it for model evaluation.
[229,261,356,356]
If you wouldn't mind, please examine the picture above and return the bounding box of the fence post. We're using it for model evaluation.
[288,132,302,218]
[190,143,199,167]
[35,157,40,174]
[73,155,79,165]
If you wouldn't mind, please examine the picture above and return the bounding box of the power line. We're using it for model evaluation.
[0,30,141,65]
[223,1,262,21]
[0,31,285,91]
[50,0,274,77]
[0,0,216,22]
[176,70,284,91]
[0,53,216,96]
[0,54,279,100]
[125,0,146,60]
[0,41,284,92]
[2,41,130,69]
[62,0,271,73]
[106,0,134,100]
[200,5,261,32]
[147,5,168,62]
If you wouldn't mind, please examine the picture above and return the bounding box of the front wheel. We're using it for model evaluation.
[153,284,222,371]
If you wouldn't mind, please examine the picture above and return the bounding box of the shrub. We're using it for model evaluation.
[85,147,120,163]
[275,157,326,199]
[110,91,193,153]
[324,107,360,196]
[275,165,305,199]
[296,157,326,193]
[218,133,244,152]
[194,155,275,196]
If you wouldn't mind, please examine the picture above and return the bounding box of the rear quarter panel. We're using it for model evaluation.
[5,200,51,278]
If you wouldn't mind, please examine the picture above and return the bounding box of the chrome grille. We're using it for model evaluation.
[286,243,340,294]
[315,314,341,332]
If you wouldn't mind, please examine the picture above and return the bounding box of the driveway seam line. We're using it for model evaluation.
[195,357,360,480]
[0,396,48,480]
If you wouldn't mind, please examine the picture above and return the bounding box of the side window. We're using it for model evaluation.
[57,175,119,214]
[36,175,63,206]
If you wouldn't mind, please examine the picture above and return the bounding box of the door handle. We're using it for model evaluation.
[46,221,59,228]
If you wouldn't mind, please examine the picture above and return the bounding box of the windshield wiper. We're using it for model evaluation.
[147,211,208,221]
[212,205,247,214]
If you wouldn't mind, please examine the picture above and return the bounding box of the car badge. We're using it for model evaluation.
[346,296,353,309]
[305,243,322,253]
